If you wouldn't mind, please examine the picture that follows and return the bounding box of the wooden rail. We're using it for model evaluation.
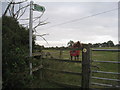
[43,58,82,63]
[43,68,82,75]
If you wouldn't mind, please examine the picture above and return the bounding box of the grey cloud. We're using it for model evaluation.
[3,1,117,47]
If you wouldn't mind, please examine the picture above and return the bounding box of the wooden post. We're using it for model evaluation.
[59,49,63,59]
[40,58,43,80]
[81,44,90,88]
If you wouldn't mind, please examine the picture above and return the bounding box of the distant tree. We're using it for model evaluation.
[107,40,114,47]
[102,42,108,47]
[117,41,120,47]
[34,45,45,52]
[93,43,100,47]
[41,45,45,49]
[67,40,74,47]
[88,43,93,48]
[98,43,102,47]
[115,44,120,47]
[60,46,66,49]
[56,46,59,49]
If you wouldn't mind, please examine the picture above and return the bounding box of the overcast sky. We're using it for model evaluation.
[1,0,119,47]
[34,2,118,47]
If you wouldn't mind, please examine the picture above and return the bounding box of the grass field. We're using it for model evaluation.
[31,47,119,88]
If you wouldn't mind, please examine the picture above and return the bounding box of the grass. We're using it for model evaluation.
[31,47,119,88]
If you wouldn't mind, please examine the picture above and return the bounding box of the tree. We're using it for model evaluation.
[88,43,93,48]
[102,42,108,47]
[107,40,114,47]
[67,40,74,47]
[3,0,29,19]
[3,0,49,44]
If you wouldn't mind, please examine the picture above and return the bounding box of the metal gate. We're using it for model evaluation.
[90,49,120,88]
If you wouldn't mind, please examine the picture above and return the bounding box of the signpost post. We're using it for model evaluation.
[29,1,33,75]
[29,1,45,75]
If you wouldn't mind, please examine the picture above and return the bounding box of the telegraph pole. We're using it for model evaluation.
[29,1,33,75]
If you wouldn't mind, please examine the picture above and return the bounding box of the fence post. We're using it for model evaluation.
[81,44,90,88]
[59,49,63,59]
[40,50,43,80]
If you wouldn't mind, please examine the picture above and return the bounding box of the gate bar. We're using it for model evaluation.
[92,60,120,64]
[92,49,120,52]
[91,82,120,88]
[92,76,120,82]
[92,70,120,75]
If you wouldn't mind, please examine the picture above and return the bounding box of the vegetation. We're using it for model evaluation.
[2,16,35,88]
[88,40,118,48]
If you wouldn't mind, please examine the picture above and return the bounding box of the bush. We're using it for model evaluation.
[2,16,35,89]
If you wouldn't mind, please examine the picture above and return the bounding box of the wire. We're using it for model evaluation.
[42,7,119,30]
[36,7,118,47]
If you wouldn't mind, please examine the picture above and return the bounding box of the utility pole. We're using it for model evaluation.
[29,1,33,75]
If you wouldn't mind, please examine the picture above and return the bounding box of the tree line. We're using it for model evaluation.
[35,40,119,50]
[88,40,119,48]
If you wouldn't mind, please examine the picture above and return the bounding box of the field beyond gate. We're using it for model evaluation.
[32,47,120,88]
